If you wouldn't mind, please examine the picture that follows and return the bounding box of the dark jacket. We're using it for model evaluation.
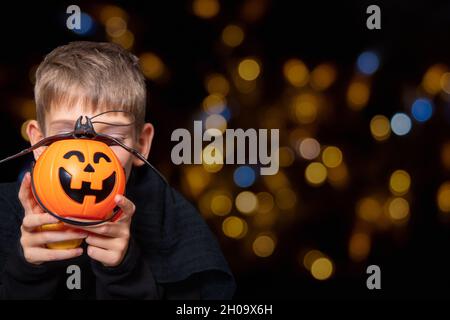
[0,164,235,299]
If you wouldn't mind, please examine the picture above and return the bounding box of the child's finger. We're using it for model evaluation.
[22,213,59,231]
[25,247,83,264]
[87,245,119,266]
[75,222,122,238]
[114,195,136,222]
[85,234,118,250]
[18,172,33,213]
[28,231,88,246]
[31,202,45,214]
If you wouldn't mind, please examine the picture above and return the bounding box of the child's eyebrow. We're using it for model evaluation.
[49,120,75,128]
[49,120,75,129]
[49,119,132,136]
[100,125,131,135]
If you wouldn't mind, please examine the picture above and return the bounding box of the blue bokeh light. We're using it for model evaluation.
[357,51,380,75]
[233,166,256,188]
[221,107,231,121]
[72,13,95,36]
[391,113,412,136]
[411,98,433,122]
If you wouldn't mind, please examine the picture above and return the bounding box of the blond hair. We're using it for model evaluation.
[34,41,146,135]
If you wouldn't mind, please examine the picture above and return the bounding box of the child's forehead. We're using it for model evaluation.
[46,107,133,126]
[45,109,134,134]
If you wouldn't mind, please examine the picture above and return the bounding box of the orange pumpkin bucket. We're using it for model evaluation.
[31,139,126,249]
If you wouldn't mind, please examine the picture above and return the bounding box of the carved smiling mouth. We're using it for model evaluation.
[58,167,116,204]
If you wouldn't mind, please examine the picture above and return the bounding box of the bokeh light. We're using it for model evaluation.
[183,166,211,198]
[71,13,95,36]
[302,250,324,270]
[299,138,321,160]
[203,94,226,114]
[440,72,450,94]
[327,163,349,189]
[311,63,336,91]
[263,171,290,193]
[357,197,383,222]
[321,146,343,168]
[391,113,412,136]
[386,197,410,222]
[277,146,295,167]
[305,162,327,186]
[233,166,256,188]
[192,0,220,19]
[389,170,411,195]
[222,216,247,239]
[99,5,128,24]
[202,145,223,173]
[211,194,233,216]
[253,235,276,258]
[234,73,257,93]
[347,80,370,110]
[105,16,127,38]
[238,58,261,81]
[205,114,227,132]
[292,93,318,124]
[357,51,380,75]
[110,29,134,49]
[349,232,371,262]
[370,115,391,141]
[139,52,165,80]
[256,192,274,214]
[311,257,334,280]
[289,128,310,147]
[205,74,230,96]
[235,191,258,215]
[283,59,309,87]
[437,182,450,213]
[222,24,244,47]
[198,190,218,218]
[15,98,35,120]
[241,0,268,22]
[422,64,447,95]
[411,98,433,122]
[20,120,31,142]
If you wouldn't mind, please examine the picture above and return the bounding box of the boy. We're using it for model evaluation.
[0,41,235,299]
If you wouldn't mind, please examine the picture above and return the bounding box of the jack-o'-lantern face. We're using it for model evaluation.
[58,149,116,204]
[31,139,126,220]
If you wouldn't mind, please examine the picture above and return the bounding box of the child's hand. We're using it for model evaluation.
[75,195,136,267]
[18,172,87,265]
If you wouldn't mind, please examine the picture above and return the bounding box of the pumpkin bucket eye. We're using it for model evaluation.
[63,151,85,162]
[94,152,111,163]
